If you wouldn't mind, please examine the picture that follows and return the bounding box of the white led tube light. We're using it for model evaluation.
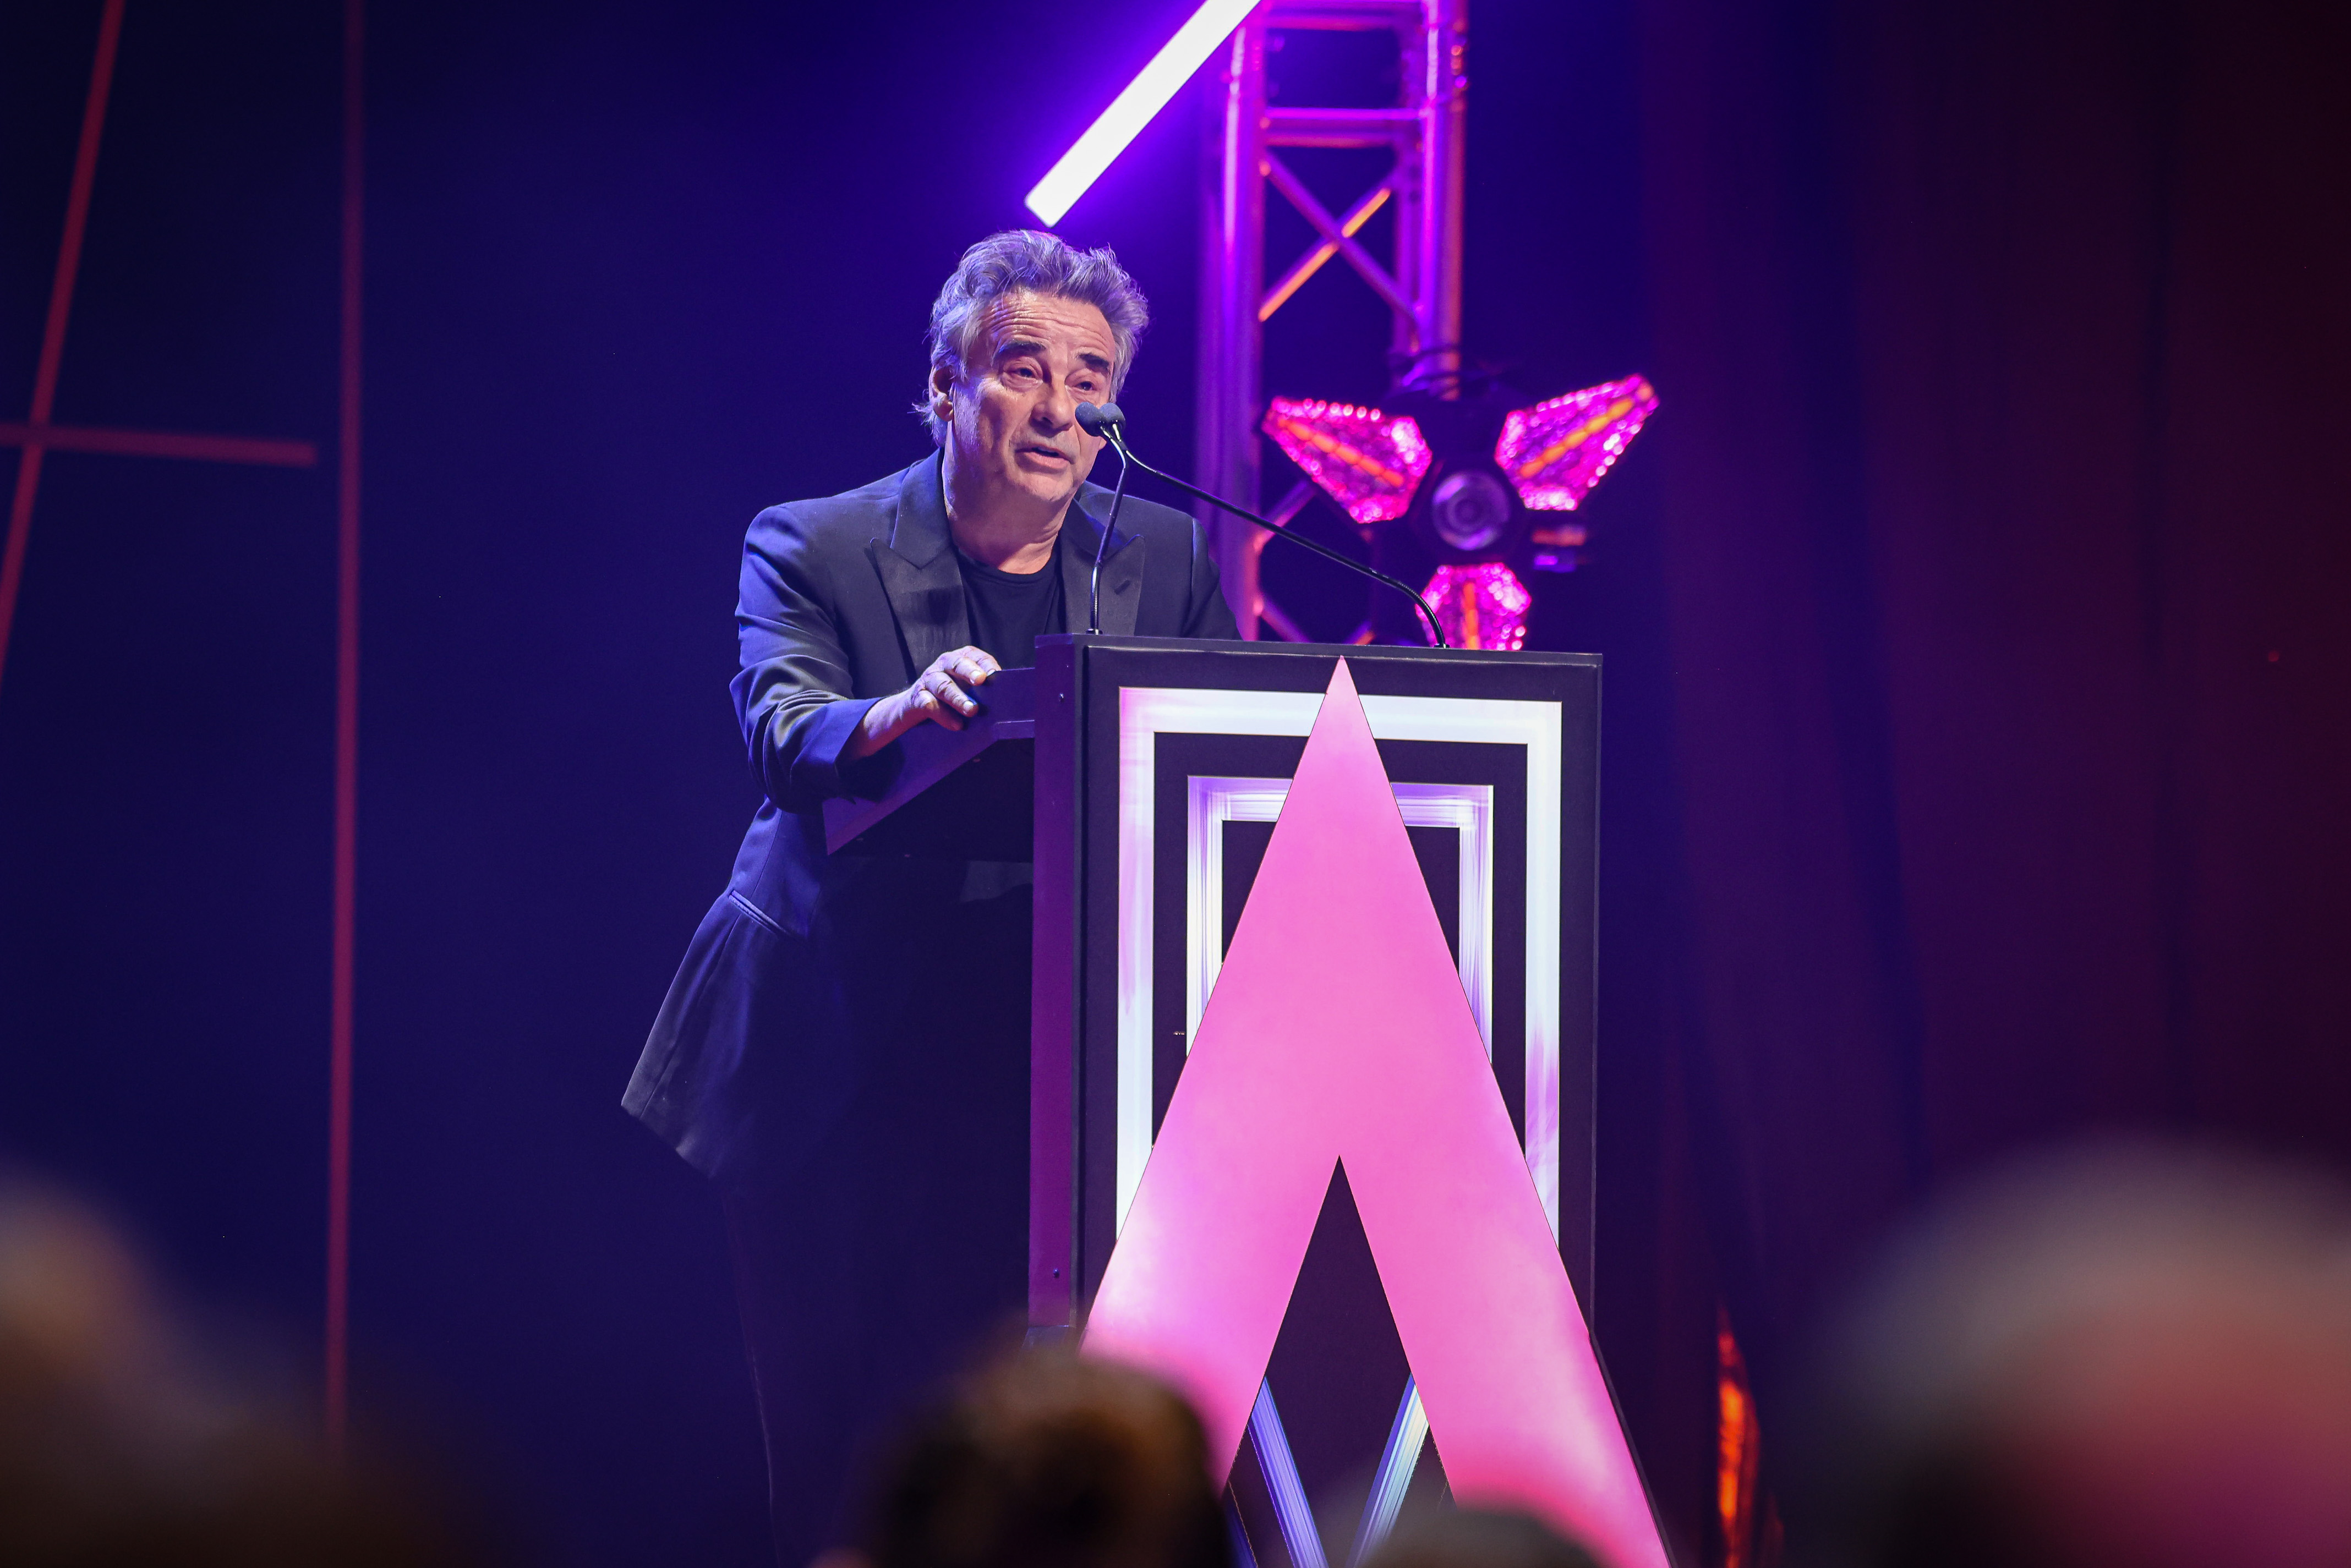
[1023,0,1258,225]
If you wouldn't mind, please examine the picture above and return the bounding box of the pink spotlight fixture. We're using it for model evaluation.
[1494,376,1660,512]
[1260,397,1433,527]
[1424,562,1533,651]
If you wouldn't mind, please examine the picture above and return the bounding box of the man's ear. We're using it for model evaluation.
[930,365,958,419]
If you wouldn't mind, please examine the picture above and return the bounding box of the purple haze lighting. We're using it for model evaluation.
[1024,0,1260,226]
[1261,397,1433,527]
[1493,376,1660,512]
[1423,562,1533,651]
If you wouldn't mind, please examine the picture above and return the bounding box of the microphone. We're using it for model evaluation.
[1073,401,1447,648]
[1078,402,1130,634]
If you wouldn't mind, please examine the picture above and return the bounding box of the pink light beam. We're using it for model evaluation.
[1024,0,1259,226]
[1085,660,1666,1568]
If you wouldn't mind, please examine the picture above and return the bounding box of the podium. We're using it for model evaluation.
[827,636,1653,1568]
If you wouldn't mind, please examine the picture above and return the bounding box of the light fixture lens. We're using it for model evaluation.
[1423,562,1533,651]
[1260,397,1433,527]
[1429,469,1513,552]
[1494,376,1659,512]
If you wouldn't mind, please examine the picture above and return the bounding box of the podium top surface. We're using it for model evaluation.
[1040,632,1600,672]
[1037,633,1600,710]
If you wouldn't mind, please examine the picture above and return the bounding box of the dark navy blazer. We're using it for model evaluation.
[625,453,1237,1176]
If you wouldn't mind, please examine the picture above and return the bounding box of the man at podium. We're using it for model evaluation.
[624,231,1236,1565]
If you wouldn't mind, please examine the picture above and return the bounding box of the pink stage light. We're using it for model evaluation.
[1424,562,1532,651]
[1261,397,1433,527]
[1024,0,1260,226]
[1493,376,1659,512]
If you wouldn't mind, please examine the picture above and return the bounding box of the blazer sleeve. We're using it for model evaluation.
[1182,516,1242,640]
[728,504,899,812]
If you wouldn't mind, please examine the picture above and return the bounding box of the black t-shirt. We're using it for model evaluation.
[956,537,1066,667]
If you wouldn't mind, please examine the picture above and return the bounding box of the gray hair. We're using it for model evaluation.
[918,231,1150,442]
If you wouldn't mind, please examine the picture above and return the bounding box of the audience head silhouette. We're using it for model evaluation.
[1796,1143,2351,1568]
[1362,1509,1601,1568]
[855,1347,1229,1568]
[0,1176,479,1566]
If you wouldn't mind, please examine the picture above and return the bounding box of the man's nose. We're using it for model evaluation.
[1035,380,1079,430]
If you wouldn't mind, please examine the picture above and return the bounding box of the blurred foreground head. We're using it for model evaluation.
[1800,1143,2351,1568]
[0,1177,471,1566]
[1362,1509,1599,1568]
[859,1347,1230,1568]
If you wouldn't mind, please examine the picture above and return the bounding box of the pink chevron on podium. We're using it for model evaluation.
[1083,660,1664,1568]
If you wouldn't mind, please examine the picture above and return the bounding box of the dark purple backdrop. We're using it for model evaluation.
[3,1,2344,1564]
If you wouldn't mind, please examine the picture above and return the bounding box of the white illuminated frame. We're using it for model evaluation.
[1186,776,1494,1051]
[1116,687,1563,1238]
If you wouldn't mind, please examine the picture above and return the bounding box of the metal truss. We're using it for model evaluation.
[1195,0,1467,641]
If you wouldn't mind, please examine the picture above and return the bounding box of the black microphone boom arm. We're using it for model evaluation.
[1074,402,1448,649]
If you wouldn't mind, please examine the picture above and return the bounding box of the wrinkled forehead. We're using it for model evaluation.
[972,289,1118,368]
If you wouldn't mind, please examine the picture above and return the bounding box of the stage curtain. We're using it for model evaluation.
[1633,0,2351,1426]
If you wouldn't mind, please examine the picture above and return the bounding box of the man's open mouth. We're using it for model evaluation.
[1018,443,1070,463]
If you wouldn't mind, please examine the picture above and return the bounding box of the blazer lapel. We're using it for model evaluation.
[872,454,971,676]
[1059,488,1148,639]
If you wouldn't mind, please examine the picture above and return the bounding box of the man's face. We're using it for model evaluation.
[938,292,1117,516]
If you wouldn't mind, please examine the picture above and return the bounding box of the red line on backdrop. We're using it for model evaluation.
[325,0,365,1459]
[3,0,356,1452]
[0,0,125,697]
[0,422,318,467]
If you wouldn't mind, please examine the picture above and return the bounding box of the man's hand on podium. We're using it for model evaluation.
[844,645,1002,759]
